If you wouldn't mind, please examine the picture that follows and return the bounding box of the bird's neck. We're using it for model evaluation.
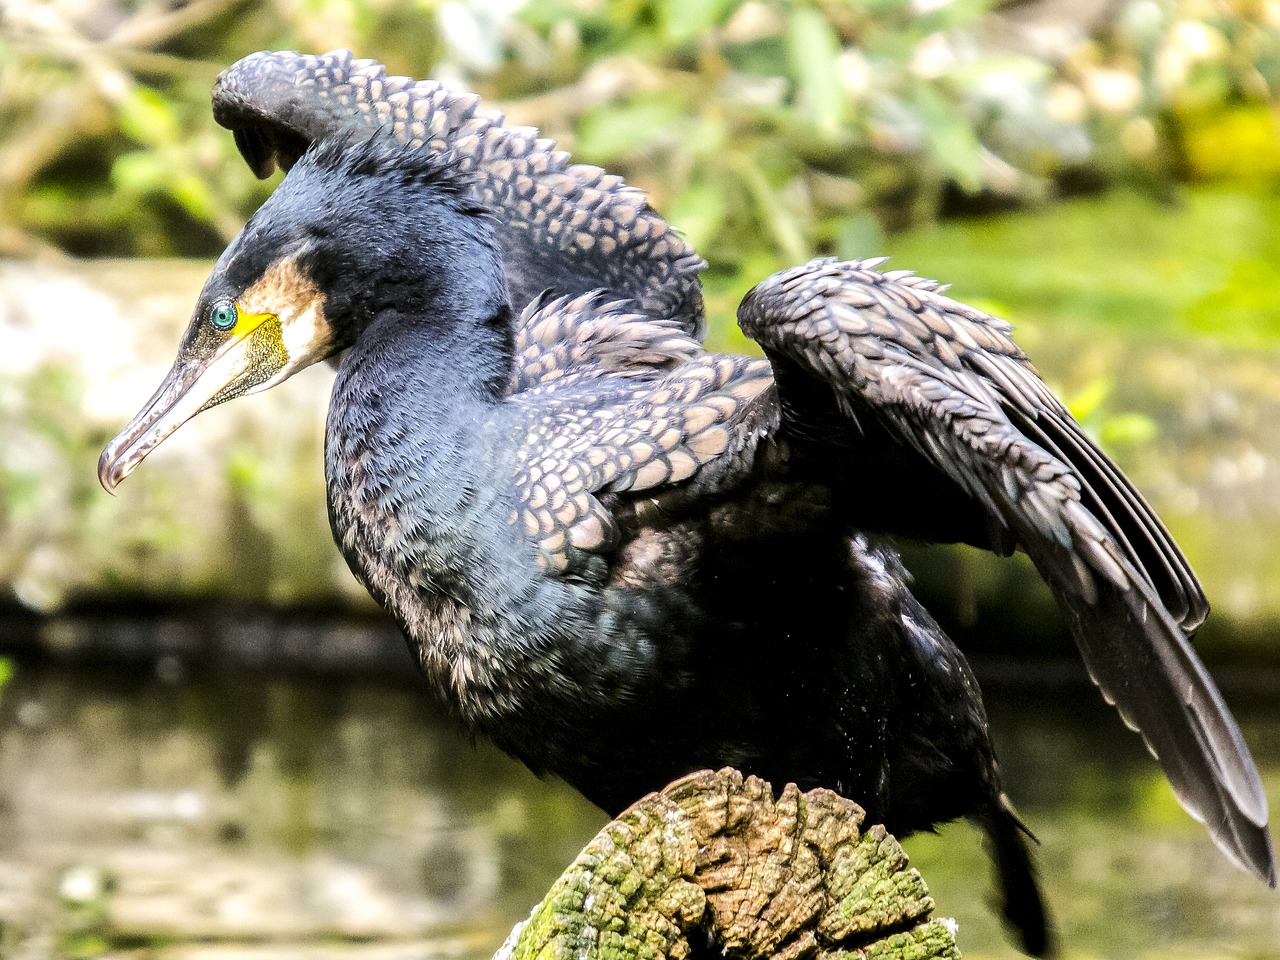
[326,305,603,735]
[325,304,516,614]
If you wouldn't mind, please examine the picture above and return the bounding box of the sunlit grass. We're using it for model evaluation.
[884,187,1280,352]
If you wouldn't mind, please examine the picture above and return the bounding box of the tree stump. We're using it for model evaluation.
[495,768,959,960]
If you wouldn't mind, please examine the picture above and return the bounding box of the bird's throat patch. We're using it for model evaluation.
[201,318,289,410]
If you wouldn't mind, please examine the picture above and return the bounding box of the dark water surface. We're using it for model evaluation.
[1,645,1278,959]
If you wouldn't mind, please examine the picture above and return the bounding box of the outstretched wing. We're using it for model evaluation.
[738,257,1273,884]
[211,50,705,332]
[504,293,773,577]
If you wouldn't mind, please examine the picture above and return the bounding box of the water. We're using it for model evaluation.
[1,648,1278,959]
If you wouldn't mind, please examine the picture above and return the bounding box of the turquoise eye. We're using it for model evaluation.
[210,300,238,331]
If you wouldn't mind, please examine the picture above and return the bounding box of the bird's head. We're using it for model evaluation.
[98,132,502,493]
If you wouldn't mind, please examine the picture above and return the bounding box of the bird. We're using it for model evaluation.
[208,49,706,332]
[97,51,1274,958]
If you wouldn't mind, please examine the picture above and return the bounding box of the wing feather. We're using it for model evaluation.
[211,49,705,331]
[738,257,1273,884]
[507,294,772,576]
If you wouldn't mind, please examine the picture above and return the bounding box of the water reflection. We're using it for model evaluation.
[0,662,601,956]
[0,651,1277,958]
[910,687,1280,958]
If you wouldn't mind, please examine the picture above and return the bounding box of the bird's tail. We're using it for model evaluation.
[977,794,1056,958]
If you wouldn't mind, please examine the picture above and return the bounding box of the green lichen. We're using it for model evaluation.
[501,772,959,960]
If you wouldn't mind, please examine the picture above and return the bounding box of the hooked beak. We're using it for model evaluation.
[98,360,209,494]
[98,314,289,494]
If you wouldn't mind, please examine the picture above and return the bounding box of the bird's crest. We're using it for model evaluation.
[299,128,478,203]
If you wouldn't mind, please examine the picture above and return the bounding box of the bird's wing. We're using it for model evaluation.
[505,293,773,576]
[738,257,1273,884]
[509,291,706,394]
[211,50,705,331]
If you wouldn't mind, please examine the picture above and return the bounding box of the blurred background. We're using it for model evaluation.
[2,0,1280,957]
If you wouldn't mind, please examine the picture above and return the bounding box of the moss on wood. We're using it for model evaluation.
[496,769,959,960]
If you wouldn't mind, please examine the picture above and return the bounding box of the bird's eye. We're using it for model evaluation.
[209,300,238,331]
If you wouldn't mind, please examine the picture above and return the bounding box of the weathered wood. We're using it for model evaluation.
[496,769,959,960]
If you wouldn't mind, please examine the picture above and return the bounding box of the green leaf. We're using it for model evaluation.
[787,6,846,138]
[837,211,886,261]
[168,171,219,222]
[670,178,727,251]
[115,85,179,146]
[576,97,685,163]
[734,158,809,266]
[660,0,736,44]
[110,151,167,194]
[912,84,983,191]
[1100,412,1159,447]
[1066,377,1112,421]
[912,0,996,34]
[1181,105,1280,181]
[0,658,13,706]
[948,52,1051,89]
[854,0,915,17]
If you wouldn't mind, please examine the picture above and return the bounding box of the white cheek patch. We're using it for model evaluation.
[238,254,335,376]
[279,301,335,371]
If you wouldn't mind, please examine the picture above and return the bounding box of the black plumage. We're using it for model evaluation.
[210,49,705,334]
[98,53,1274,959]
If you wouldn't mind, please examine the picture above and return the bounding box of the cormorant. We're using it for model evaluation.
[98,51,1274,958]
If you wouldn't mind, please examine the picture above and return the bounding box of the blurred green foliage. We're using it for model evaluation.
[886,187,1280,348]
[4,0,1279,288]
